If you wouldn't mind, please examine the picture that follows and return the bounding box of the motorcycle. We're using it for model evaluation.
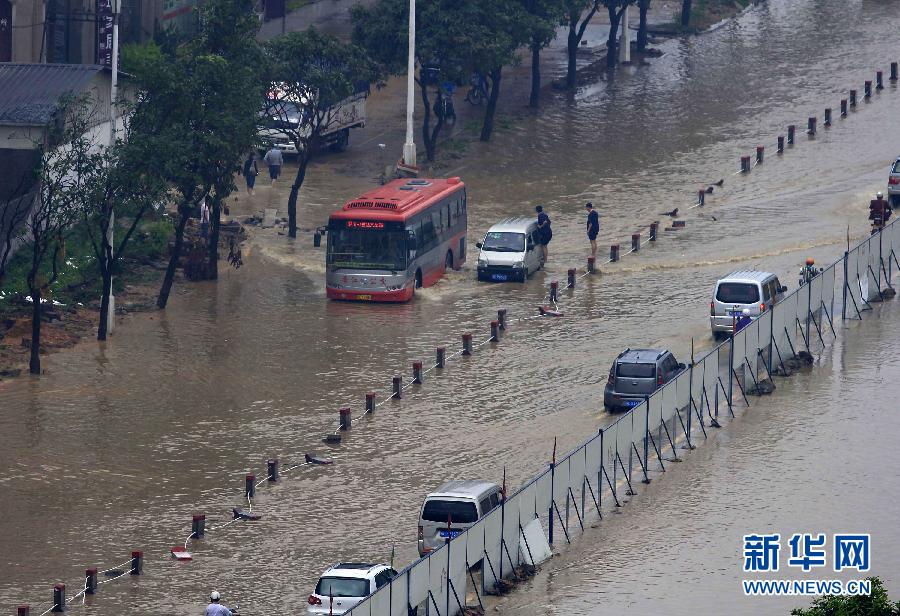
[465,72,488,106]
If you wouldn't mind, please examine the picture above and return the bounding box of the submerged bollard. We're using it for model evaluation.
[850,89,857,106]
[490,320,500,342]
[339,408,352,430]
[131,550,143,575]
[365,392,375,413]
[787,124,796,145]
[840,98,848,117]
[698,189,705,205]
[313,232,321,248]
[462,333,473,356]
[17,606,29,616]
[497,308,507,330]
[877,71,884,90]
[567,269,576,288]
[631,234,640,252]
[85,569,98,595]
[436,347,445,368]
[266,459,278,482]
[864,80,872,98]
[672,220,686,228]
[777,135,785,153]
[891,62,898,82]
[587,256,596,273]
[610,244,620,262]
[756,146,764,164]
[392,376,402,398]
[807,117,816,135]
[191,515,205,538]
[412,362,422,384]
[245,474,255,498]
[740,155,751,173]
[549,281,559,302]
[52,585,65,612]
[649,221,658,241]
[824,108,832,126]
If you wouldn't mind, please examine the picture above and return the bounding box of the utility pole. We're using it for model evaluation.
[621,5,631,63]
[104,0,121,335]
[400,0,417,170]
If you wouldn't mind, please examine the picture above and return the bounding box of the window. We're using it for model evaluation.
[479,497,492,515]
[762,282,772,301]
[421,217,436,251]
[432,210,443,236]
[482,232,525,252]
[315,577,370,598]
[893,160,900,174]
[617,363,656,378]
[327,228,407,271]
[716,282,760,304]
[489,492,501,508]
[375,571,393,589]
[422,499,478,524]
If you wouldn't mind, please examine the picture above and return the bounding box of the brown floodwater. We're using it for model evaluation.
[2,0,900,613]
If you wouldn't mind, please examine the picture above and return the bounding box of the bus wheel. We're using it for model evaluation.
[415,269,423,288]
[445,250,453,270]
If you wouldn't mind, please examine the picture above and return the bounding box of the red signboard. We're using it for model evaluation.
[346,220,385,229]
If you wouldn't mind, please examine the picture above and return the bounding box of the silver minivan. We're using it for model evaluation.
[417,480,502,556]
[475,217,543,282]
[710,270,787,339]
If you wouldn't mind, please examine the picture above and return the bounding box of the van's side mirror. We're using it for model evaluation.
[475,241,483,249]
[677,363,686,370]
[780,285,788,293]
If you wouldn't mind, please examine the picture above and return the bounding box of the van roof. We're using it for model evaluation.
[427,480,500,499]
[486,217,536,233]
[617,348,668,363]
[718,270,777,284]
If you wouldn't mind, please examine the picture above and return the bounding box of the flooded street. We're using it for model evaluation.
[2,0,900,613]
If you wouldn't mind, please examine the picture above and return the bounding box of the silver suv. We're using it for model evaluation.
[888,156,900,206]
[603,348,685,412]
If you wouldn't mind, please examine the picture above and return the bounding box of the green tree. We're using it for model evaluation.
[264,28,374,238]
[681,0,691,27]
[518,0,566,107]
[791,578,900,616]
[563,0,600,89]
[601,0,637,69]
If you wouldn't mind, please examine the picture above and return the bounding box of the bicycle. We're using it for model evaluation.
[465,72,488,106]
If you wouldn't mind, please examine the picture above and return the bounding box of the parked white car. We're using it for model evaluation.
[307,563,397,615]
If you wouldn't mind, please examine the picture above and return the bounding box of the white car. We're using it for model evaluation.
[307,563,398,615]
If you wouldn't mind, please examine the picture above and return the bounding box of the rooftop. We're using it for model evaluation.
[0,63,108,127]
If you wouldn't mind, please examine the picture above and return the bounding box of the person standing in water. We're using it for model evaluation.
[535,205,552,263]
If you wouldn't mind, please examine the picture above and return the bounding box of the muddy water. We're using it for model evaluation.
[2,0,900,613]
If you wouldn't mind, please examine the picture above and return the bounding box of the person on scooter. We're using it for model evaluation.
[205,590,233,616]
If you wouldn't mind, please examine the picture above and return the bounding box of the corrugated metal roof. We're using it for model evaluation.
[0,63,107,127]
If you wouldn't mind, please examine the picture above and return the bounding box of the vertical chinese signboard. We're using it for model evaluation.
[96,0,114,67]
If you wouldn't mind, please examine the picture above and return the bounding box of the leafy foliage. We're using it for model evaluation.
[791,578,900,616]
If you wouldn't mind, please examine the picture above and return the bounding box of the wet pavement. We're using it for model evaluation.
[2,0,900,613]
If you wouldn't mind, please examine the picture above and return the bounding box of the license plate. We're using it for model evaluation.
[439,530,462,539]
[355,294,372,300]
[624,399,641,407]
[491,274,508,281]
[728,310,741,317]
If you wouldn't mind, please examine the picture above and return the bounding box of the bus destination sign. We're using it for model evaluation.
[346,220,385,229]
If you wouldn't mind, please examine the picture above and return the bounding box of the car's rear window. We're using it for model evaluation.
[315,577,370,598]
[422,499,479,524]
[617,362,655,378]
[716,282,760,304]
[892,160,900,174]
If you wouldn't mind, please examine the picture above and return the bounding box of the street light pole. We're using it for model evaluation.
[401,0,417,169]
[105,0,121,335]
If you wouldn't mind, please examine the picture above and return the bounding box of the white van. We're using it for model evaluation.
[710,270,787,339]
[475,217,543,282]
[417,480,502,556]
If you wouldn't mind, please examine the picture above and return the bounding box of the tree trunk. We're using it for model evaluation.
[156,209,190,309]
[566,19,578,90]
[480,67,502,142]
[529,41,541,108]
[98,265,112,341]
[207,196,221,279]
[638,0,650,51]
[419,83,437,162]
[607,7,622,69]
[681,0,691,27]
[29,286,41,374]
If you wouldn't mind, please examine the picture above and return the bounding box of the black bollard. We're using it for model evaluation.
[52,585,65,612]
[365,392,375,413]
[756,146,764,164]
[412,362,422,384]
[787,124,796,144]
[610,244,620,262]
[587,256,596,273]
[245,474,255,498]
[497,308,507,330]
[649,222,658,241]
[462,333,473,356]
[777,135,785,153]
[490,320,499,342]
[824,108,832,126]
[807,117,816,135]
[266,459,279,482]
[86,569,98,595]
[698,189,705,205]
[131,550,143,574]
[840,98,848,117]
[549,281,559,302]
[864,80,872,98]
[436,347,445,368]
[313,232,321,248]
[850,89,857,106]
[192,515,205,538]
[392,376,402,398]
[877,71,884,90]
[631,233,640,251]
[339,408,351,430]
[17,606,29,616]
[741,156,751,173]
[567,269,575,288]
[891,62,898,82]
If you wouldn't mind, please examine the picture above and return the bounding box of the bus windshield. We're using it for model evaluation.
[481,232,524,252]
[328,228,408,271]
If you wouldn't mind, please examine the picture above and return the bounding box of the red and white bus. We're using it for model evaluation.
[326,177,467,302]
